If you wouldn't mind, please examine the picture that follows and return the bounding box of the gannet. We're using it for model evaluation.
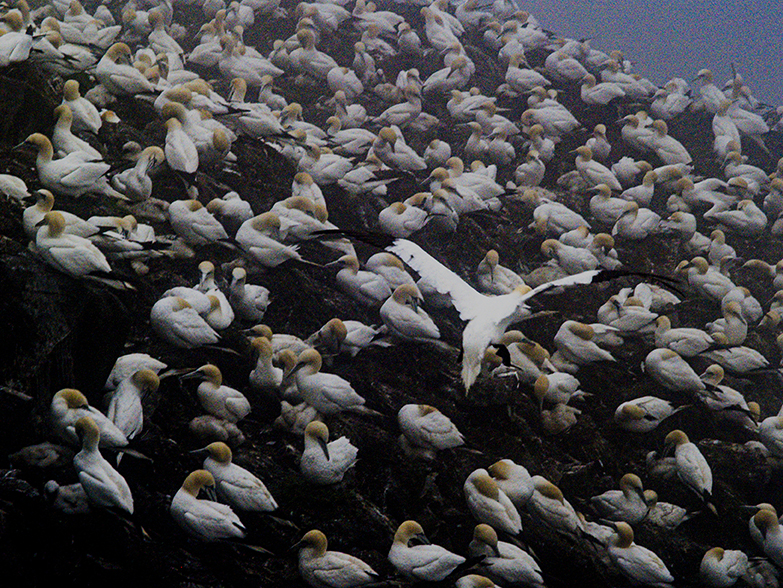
[514,150,545,187]
[332,255,391,306]
[72,416,133,514]
[643,348,704,392]
[292,349,366,415]
[676,257,735,301]
[199,442,277,512]
[580,74,625,105]
[379,284,441,343]
[469,524,544,587]
[590,474,650,524]
[388,520,466,581]
[487,459,533,507]
[608,522,674,587]
[758,413,783,458]
[614,396,686,433]
[699,365,757,429]
[476,249,525,295]
[306,318,388,358]
[699,547,748,588]
[664,430,713,504]
[151,296,219,348]
[300,421,357,485]
[541,239,599,274]
[44,479,91,515]
[532,372,586,408]
[378,202,429,238]
[700,338,769,373]
[708,200,767,236]
[235,213,308,268]
[612,201,660,240]
[167,199,228,246]
[184,364,250,423]
[297,529,380,588]
[111,146,164,201]
[171,469,245,541]
[95,43,156,95]
[553,321,615,365]
[228,267,269,322]
[397,404,464,458]
[751,510,783,568]
[654,316,715,356]
[52,388,128,450]
[23,190,100,239]
[590,184,628,225]
[51,104,101,159]
[464,468,522,534]
[107,369,159,440]
[61,79,101,133]
[574,146,622,190]
[105,353,167,390]
[527,476,583,535]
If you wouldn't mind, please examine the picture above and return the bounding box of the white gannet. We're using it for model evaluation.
[107,369,159,440]
[236,213,309,268]
[476,249,525,295]
[526,476,583,536]
[397,404,464,458]
[378,202,429,238]
[487,459,534,507]
[228,267,269,322]
[184,364,250,423]
[699,547,748,588]
[553,321,615,365]
[388,520,466,581]
[332,255,392,306]
[380,284,441,343]
[664,430,713,503]
[150,296,219,348]
[612,201,660,240]
[300,421,357,485]
[654,316,715,357]
[590,473,650,524]
[469,524,544,588]
[72,416,133,514]
[170,470,245,541]
[95,43,156,95]
[167,199,228,246]
[200,442,277,512]
[608,522,674,587]
[614,396,686,433]
[62,79,101,133]
[306,318,387,358]
[111,146,165,201]
[464,468,522,535]
[51,104,102,159]
[105,353,167,390]
[51,388,128,449]
[574,146,622,190]
[758,413,783,458]
[643,348,705,392]
[292,349,367,415]
[297,529,380,588]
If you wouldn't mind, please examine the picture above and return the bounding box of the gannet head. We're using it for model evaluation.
[469,470,500,499]
[55,388,89,409]
[40,211,66,236]
[612,522,634,548]
[540,239,560,258]
[105,42,132,64]
[617,403,646,422]
[568,322,594,341]
[754,509,780,536]
[619,473,644,499]
[181,469,215,497]
[575,145,592,160]
[131,369,160,393]
[190,364,222,386]
[250,336,274,360]
[205,441,232,464]
[392,283,422,311]
[74,415,100,449]
[299,530,328,556]
[534,477,564,503]
[483,249,499,268]
[296,348,323,374]
[664,429,689,450]
[701,364,724,386]
[304,420,330,458]
[394,520,428,545]
[655,315,671,330]
[487,459,513,480]
[379,127,397,143]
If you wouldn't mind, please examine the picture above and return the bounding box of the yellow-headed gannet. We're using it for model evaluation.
[297,529,380,588]
[199,442,277,512]
[468,523,544,587]
[228,267,269,322]
[664,430,713,504]
[379,283,441,343]
[300,421,358,485]
[699,547,748,587]
[643,348,705,392]
[292,349,367,415]
[590,473,650,524]
[107,369,159,440]
[487,459,533,507]
[526,475,582,535]
[170,469,246,540]
[72,416,133,514]
[464,468,522,534]
[184,364,250,423]
[608,522,674,587]
[52,388,128,448]
[388,520,466,581]
[398,404,464,458]
[150,296,219,348]
[614,396,686,433]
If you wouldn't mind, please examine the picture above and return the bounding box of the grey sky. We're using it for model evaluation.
[515,0,783,107]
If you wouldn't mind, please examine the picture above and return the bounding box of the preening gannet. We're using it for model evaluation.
[170,469,246,541]
[388,520,466,581]
[297,529,380,588]
[199,442,277,512]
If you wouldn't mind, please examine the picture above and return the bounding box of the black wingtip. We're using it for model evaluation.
[311,229,395,249]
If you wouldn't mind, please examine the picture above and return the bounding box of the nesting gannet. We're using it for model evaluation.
[107,369,159,440]
[291,349,367,415]
[464,469,522,535]
[388,520,466,581]
[614,396,686,433]
[95,43,155,95]
[296,529,380,588]
[553,321,615,365]
[608,522,674,587]
[199,442,277,512]
[644,348,705,392]
[167,199,228,246]
[398,404,464,458]
[51,388,128,449]
[72,416,133,514]
[699,547,748,588]
[150,296,219,348]
[380,284,441,343]
[476,249,525,295]
[574,146,622,191]
[111,145,164,201]
[700,339,769,374]
[300,421,357,485]
[469,524,544,588]
[378,202,429,238]
[61,79,101,133]
[51,104,101,159]
[185,364,250,423]
[527,476,582,535]
[487,459,534,507]
[170,470,245,541]
[751,510,783,568]
[105,353,167,390]
[591,474,650,524]
[44,480,91,515]
[655,316,715,357]
[332,255,392,306]
[758,413,783,458]
[664,430,713,504]
[228,267,269,322]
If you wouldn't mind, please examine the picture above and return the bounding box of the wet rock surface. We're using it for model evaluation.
[1,1,783,587]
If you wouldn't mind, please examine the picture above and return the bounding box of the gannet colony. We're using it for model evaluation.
[1,0,783,586]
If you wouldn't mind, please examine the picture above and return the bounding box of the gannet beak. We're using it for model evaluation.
[318,437,330,460]
[189,447,209,456]
[181,369,202,380]
[35,217,48,227]
[204,485,218,502]
[413,532,430,545]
